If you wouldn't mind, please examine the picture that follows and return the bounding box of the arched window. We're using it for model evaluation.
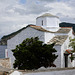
[42,20,43,26]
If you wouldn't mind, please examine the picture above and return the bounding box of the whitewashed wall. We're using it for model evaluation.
[44,32,55,43]
[36,17,60,32]
[61,36,73,68]
[36,17,46,27]
[36,17,60,28]
[54,36,73,68]
[54,45,61,68]
[53,36,70,68]
[54,28,74,68]
[45,27,60,32]
[46,17,60,27]
[7,27,45,68]
[68,28,74,39]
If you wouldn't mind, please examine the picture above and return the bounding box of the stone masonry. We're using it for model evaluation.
[0,58,11,69]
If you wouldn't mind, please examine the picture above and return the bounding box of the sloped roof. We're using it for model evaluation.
[55,28,71,33]
[64,49,72,54]
[47,35,68,45]
[29,25,71,34]
[29,25,53,32]
[37,13,59,19]
[2,25,71,45]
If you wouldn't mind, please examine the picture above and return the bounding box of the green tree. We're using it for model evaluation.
[12,37,58,70]
[69,38,75,52]
[69,38,75,61]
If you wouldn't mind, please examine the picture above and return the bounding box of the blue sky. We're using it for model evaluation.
[57,0,60,2]
[0,0,75,38]
[20,0,26,4]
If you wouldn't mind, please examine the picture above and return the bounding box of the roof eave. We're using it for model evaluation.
[36,16,59,19]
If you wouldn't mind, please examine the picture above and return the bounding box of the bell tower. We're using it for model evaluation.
[36,13,60,32]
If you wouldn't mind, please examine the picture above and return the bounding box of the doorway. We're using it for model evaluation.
[64,54,68,67]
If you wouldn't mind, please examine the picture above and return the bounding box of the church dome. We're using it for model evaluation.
[37,13,59,19]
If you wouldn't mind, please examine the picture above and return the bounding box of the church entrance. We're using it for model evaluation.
[64,49,72,67]
[64,54,68,67]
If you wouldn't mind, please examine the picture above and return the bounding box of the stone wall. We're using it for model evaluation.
[0,58,11,69]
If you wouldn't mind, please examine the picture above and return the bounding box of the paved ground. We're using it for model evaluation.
[19,67,75,75]
[23,69,75,75]
[0,67,75,75]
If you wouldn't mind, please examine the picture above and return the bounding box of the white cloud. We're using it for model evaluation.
[45,2,75,23]
[0,0,75,38]
[45,2,72,15]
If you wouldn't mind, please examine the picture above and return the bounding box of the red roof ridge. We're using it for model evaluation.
[30,25,41,27]
[29,25,36,26]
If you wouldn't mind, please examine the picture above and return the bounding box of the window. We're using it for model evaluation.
[42,20,43,26]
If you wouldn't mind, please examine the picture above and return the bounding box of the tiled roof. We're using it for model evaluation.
[55,28,71,33]
[64,49,72,54]
[47,35,68,45]
[29,25,71,33]
[29,25,53,32]
[37,13,59,19]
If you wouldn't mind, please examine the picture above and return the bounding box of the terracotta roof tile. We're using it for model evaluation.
[47,35,68,45]
[29,25,71,33]
[29,25,53,32]
[55,28,71,33]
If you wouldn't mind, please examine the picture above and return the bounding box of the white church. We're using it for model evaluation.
[7,13,75,68]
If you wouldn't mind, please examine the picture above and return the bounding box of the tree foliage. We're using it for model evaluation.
[59,22,75,32]
[12,37,58,70]
[69,38,75,52]
[69,38,75,61]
